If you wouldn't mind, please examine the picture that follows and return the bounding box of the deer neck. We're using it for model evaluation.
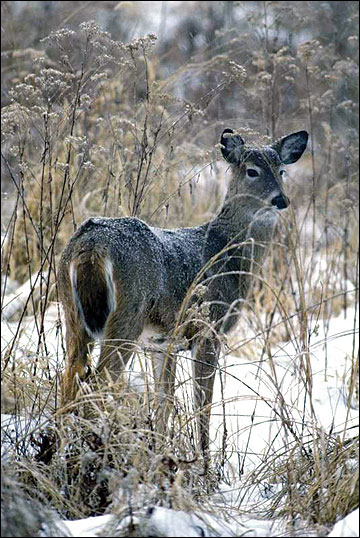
[210,195,278,248]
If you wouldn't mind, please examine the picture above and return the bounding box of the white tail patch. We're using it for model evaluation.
[104,257,116,315]
[69,258,116,340]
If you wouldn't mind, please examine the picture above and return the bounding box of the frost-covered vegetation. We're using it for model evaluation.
[1,1,358,536]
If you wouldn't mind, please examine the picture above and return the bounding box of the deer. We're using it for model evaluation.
[58,128,308,464]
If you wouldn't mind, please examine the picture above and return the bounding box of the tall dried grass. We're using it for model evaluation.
[1,3,358,536]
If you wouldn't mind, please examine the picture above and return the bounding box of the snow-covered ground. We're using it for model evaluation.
[1,303,359,537]
[55,505,360,537]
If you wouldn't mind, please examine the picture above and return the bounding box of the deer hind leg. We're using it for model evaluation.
[61,314,94,407]
[193,337,220,465]
[60,251,116,406]
[95,308,145,385]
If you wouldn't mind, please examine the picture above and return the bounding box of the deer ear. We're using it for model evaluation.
[272,131,308,164]
[220,129,245,164]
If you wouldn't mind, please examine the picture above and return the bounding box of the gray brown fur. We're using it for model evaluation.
[58,128,308,457]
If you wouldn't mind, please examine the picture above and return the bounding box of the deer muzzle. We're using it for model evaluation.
[271,194,290,209]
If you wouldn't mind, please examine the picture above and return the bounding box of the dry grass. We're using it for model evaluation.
[1,3,359,536]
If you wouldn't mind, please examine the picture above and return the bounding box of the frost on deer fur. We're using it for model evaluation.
[58,128,308,461]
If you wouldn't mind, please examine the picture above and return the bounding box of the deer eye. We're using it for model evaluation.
[246,168,259,178]
[279,169,286,177]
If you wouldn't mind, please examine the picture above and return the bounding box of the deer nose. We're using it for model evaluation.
[271,194,290,209]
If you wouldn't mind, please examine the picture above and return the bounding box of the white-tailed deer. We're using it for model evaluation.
[58,128,308,460]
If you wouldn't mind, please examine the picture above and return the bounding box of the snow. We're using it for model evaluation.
[1,302,358,537]
[59,515,114,538]
[208,307,358,480]
[60,507,286,537]
[59,304,358,536]
[55,505,360,537]
[328,508,359,538]
[1,413,39,460]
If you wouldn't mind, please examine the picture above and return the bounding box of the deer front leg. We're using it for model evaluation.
[193,337,220,467]
[151,348,177,436]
